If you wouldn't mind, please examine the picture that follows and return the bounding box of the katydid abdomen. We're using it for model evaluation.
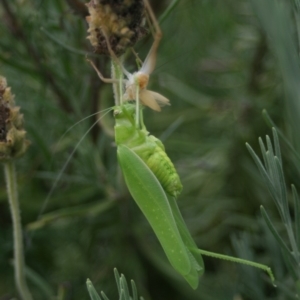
[114,103,182,197]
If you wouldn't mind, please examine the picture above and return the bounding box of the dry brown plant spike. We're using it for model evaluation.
[86,0,147,56]
[0,77,30,162]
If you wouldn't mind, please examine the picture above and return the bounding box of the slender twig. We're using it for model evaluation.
[4,162,33,300]
[159,0,180,24]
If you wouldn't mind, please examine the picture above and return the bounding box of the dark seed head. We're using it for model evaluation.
[86,0,147,56]
[0,76,30,162]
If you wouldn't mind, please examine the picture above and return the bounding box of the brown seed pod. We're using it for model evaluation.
[0,76,30,162]
[86,0,147,56]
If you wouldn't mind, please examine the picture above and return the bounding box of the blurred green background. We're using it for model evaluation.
[0,0,299,299]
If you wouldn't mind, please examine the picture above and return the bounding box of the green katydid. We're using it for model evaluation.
[86,0,275,289]
[113,100,274,289]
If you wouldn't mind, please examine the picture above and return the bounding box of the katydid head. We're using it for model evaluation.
[123,71,170,112]
[123,72,149,100]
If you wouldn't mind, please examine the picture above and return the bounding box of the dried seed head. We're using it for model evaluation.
[0,76,30,162]
[86,0,147,56]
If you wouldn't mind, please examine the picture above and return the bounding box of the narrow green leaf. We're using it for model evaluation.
[262,109,275,128]
[274,157,289,223]
[260,206,292,257]
[246,143,277,200]
[261,202,298,276]
[100,291,110,300]
[266,135,275,159]
[117,145,191,277]
[27,200,114,230]
[265,135,278,191]
[262,110,300,163]
[120,275,130,298]
[280,248,298,281]
[120,289,126,300]
[0,52,39,76]
[131,280,138,300]
[292,185,300,247]
[259,137,268,172]
[40,27,97,57]
[114,268,121,295]
[86,279,102,300]
[266,151,281,203]
[25,266,54,299]
[272,128,282,164]
[159,0,180,24]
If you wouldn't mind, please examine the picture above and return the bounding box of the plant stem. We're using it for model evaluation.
[159,0,180,24]
[111,59,124,106]
[4,161,33,300]
[135,81,140,128]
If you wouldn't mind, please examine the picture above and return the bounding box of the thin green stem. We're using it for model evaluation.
[262,110,300,163]
[4,162,33,300]
[193,248,275,284]
[159,0,180,24]
[135,81,140,128]
[111,59,124,106]
[119,75,123,106]
[86,279,102,300]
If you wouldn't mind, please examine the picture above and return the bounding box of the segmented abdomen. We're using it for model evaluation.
[144,143,183,197]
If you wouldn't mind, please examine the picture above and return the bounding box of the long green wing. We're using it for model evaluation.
[117,145,199,287]
[168,196,205,276]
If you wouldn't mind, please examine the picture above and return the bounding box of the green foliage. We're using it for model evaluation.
[86,269,144,300]
[247,128,300,296]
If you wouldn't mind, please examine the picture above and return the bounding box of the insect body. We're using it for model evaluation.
[114,103,182,197]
